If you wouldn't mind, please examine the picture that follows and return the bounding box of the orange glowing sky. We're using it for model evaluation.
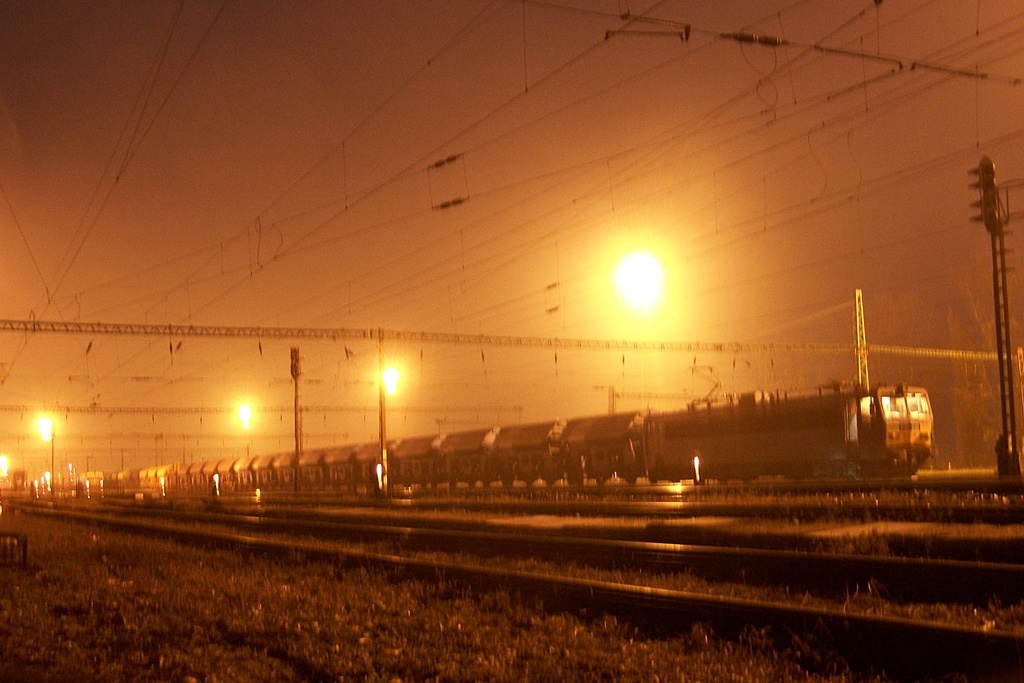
[2,0,1024,474]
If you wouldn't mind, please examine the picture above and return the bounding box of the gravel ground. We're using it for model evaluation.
[0,509,893,683]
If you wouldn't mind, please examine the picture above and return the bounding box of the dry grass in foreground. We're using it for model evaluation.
[0,511,886,682]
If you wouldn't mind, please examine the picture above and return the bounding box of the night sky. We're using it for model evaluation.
[2,0,1024,476]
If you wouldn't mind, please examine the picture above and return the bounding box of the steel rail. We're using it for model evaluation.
[48,503,1024,605]
[23,505,1024,681]
[234,491,1024,527]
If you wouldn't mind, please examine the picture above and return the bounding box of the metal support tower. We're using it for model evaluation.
[971,155,1021,477]
[855,289,869,391]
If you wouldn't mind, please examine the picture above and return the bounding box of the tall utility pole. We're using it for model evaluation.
[970,155,1021,477]
[290,347,302,492]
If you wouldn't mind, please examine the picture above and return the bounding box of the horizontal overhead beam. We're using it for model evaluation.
[0,318,996,360]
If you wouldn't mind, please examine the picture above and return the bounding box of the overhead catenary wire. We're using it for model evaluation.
[46,0,1024,335]
[272,16,1024,333]
[47,0,231,305]
[13,2,1022,416]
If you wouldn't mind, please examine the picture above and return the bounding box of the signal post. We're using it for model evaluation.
[970,155,1022,478]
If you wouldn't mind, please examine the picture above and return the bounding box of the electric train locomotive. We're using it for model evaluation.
[116,382,934,497]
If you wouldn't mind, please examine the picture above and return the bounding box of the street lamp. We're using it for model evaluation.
[383,367,400,395]
[37,417,54,497]
[238,404,252,430]
[0,455,7,505]
[614,250,665,316]
[614,250,665,410]
[379,365,400,496]
[238,403,253,466]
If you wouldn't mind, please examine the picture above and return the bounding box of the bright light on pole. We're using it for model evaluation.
[379,364,401,497]
[382,367,400,395]
[614,250,665,412]
[238,404,253,430]
[614,250,665,315]
[38,417,55,496]
[238,403,253,461]
[37,417,53,441]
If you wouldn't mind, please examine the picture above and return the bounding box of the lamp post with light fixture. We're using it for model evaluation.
[614,250,665,408]
[614,250,665,483]
[0,455,7,505]
[37,417,55,498]
[238,403,252,455]
[379,357,400,497]
[215,403,251,496]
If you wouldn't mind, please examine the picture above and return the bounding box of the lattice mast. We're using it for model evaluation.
[855,289,869,391]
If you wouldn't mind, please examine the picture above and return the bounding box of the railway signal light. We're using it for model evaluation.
[969,154,1022,478]
[970,155,1002,234]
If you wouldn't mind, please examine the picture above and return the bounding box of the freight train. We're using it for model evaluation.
[93,382,934,497]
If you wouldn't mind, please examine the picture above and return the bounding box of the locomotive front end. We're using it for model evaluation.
[875,385,935,474]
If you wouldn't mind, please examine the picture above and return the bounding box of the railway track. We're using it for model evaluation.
[111,491,1024,563]
[73,500,1024,605]
[192,485,1024,525]
[16,502,1024,681]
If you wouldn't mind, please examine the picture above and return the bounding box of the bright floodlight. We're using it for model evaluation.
[614,250,664,314]
[0,455,8,478]
[238,404,253,429]
[382,367,400,395]
[37,417,54,441]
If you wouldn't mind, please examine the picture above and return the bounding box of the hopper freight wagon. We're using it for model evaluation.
[104,383,934,497]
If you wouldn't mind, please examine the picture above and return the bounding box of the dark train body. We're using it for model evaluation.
[646,383,933,481]
[98,383,934,497]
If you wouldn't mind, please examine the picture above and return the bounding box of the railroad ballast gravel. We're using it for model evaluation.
[0,512,883,683]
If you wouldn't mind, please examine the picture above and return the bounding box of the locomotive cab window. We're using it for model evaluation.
[880,395,907,419]
[859,396,874,420]
[905,392,930,417]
